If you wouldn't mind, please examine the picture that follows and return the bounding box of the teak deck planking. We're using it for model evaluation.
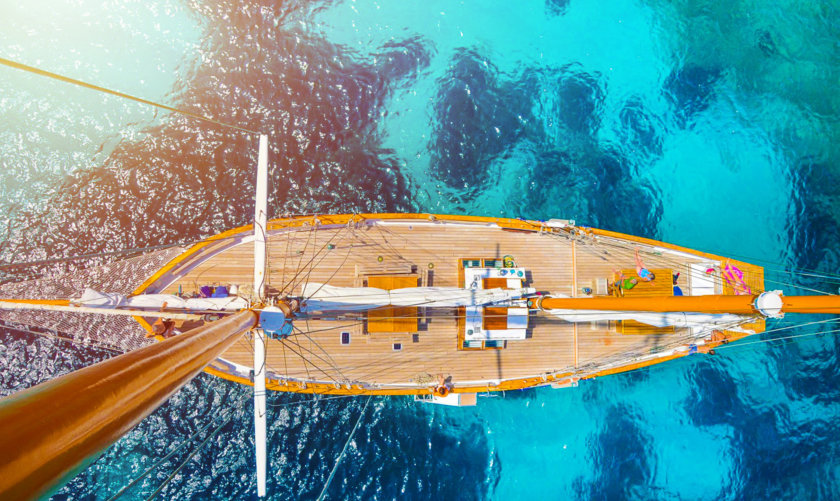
[146,216,765,392]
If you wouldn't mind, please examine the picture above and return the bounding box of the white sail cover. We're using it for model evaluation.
[388,287,534,307]
[299,284,391,311]
[78,288,248,311]
[300,283,535,312]
[546,309,750,329]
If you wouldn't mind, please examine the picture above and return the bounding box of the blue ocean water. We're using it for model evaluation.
[1,0,839,498]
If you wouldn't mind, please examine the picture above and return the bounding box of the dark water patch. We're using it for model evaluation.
[756,29,779,57]
[265,397,498,500]
[770,333,840,406]
[552,64,605,134]
[572,404,653,499]
[664,65,722,126]
[45,389,498,499]
[787,159,840,289]
[520,147,661,236]
[619,96,664,159]
[588,150,661,235]
[518,149,593,219]
[55,372,250,500]
[522,67,662,233]
[683,358,740,427]
[430,49,533,188]
[545,0,570,17]
[685,354,840,498]
[0,0,422,266]
[0,327,116,396]
[654,0,840,122]
[376,36,436,86]
[428,56,662,234]
[732,410,840,499]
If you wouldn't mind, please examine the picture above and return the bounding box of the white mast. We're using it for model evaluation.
[253,134,268,497]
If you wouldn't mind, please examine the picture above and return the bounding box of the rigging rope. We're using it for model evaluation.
[144,411,234,501]
[715,327,840,351]
[585,229,840,294]
[299,217,357,301]
[281,221,350,297]
[762,276,833,296]
[0,56,261,135]
[316,395,372,501]
[266,394,358,408]
[730,316,840,338]
[765,268,840,285]
[567,231,760,294]
[107,390,250,501]
[0,321,123,355]
[292,322,352,383]
[285,335,347,384]
[0,243,186,270]
[244,327,340,385]
[715,250,840,283]
[282,220,318,296]
[116,392,366,499]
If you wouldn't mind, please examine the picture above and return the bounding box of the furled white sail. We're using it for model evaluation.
[300,283,535,312]
[299,284,391,312]
[546,309,750,328]
[388,287,534,307]
[78,289,248,311]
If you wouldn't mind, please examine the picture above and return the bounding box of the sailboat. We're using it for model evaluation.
[1,61,838,500]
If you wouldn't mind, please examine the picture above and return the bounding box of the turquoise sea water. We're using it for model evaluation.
[1,0,840,498]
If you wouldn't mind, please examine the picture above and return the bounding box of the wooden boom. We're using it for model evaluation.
[537,294,840,315]
[782,295,840,314]
[0,308,257,500]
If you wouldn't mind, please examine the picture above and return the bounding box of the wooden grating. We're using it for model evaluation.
[366,275,419,333]
[618,268,674,297]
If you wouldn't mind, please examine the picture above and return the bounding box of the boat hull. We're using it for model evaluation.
[134,214,765,396]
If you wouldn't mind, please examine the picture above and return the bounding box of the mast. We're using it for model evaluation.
[0,309,257,500]
[253,133,269,498]
[535,291,840,316]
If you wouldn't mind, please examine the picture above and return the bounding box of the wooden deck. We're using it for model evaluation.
[142,215,765,394]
